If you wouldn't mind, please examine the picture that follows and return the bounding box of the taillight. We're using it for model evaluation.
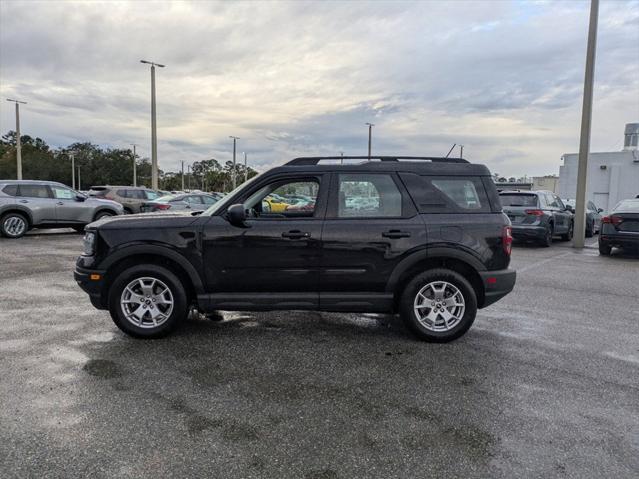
[502,225,513,255]
[602,215,623,225]
[155,204,171,210]
[524,209,544,216]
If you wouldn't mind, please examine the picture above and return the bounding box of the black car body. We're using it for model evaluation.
[75,156,516,342]
[562,198,603,237]
[598,199,639,255]
[499,190,574,246]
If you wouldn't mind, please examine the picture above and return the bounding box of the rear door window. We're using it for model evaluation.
[17,184,51,198]
[337,174,402,218]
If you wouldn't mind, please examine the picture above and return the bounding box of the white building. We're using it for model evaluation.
[558,123,639,211]
[532,175,560,193]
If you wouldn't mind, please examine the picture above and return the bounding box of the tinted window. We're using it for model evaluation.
[145,190,160,200]
[52,186,76,200]
[116,189,128,198]
[185,195,203,204]
[243,178,319,218]
[18,185,50,198]
[431,179,483,210]
[614,200,639,212]
[202,195,218,205]
[546,193,560,208]
[338,174,402,218]
[498,194,538,207]
[2,185,18,196]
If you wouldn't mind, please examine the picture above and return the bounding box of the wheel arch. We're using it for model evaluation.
[387,248,486,309]
[1,207,34,226]
[99,245,204,306]
[92,207,119,221]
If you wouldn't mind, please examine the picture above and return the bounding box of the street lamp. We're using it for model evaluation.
[243,152,248,183]
[6,99,27,180]
[229,136,239,189]
[130,144,138,187]
[365,123,374,161]
[140,60,165,190]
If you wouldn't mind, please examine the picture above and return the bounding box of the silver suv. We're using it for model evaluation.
[0,180,123,238]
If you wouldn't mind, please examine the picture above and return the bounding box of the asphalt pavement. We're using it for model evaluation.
[0,231,637,478]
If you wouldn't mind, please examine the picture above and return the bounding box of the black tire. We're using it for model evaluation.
[72,225,86,233]
[399,268,478,343]
[0,212,29,238]
[540,224,553,247]
[108,264,189,338]
[94,210,115,221]
[561,221,574,241]
[123,207,133,215]
[585,220,593,238]
[598,241,612,256]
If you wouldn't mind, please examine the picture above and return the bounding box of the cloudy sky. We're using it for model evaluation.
[1,0,638,177]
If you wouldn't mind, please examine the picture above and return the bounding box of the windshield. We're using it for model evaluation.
[613,199,639,212]
[499,194,538,207]
[201,172,265,216]
[155,194,177,203]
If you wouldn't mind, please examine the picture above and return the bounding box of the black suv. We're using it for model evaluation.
[75,156,516,342]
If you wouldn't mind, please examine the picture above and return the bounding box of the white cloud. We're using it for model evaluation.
[0,0,637,177]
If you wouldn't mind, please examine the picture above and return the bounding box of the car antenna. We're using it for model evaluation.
[444,143,457,158]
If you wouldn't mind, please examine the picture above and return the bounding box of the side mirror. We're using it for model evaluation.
[597,208,603,213]
[227,203,247,227]
[76,194,87,202]
[565,206,574,213]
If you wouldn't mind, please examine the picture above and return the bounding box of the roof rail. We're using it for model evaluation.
[286,156,469,166]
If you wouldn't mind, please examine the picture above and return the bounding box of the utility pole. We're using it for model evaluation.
[130,144,137,187]
[340,151,344,164]
[181,160,185,191]
[459,144,464,158]
[243,152,248,183]
[69,152,75,189]
[140,60,165,190]
[187,165,191,190]
[229,136,239,189]
[77,166,81,191]
[6,99,26,179]
[365,123,374,161]
[574,0,599,249]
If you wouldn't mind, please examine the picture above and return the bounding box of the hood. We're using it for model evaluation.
[88,211,199,230]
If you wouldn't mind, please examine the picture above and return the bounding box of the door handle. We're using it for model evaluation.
[382,230,411,239]
[19,200,29,203]
[57,201,64,205]
[282,230,311,239]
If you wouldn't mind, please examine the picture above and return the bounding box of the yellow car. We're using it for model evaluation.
[262,196,290,213]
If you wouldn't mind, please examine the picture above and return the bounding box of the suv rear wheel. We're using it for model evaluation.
[540,224,553,247]
[560,221,574,241]
[399,268,478,343]
[108,264,188,338]
[1,212,29,238]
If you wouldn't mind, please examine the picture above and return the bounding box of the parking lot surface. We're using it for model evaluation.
[1,231,638,478]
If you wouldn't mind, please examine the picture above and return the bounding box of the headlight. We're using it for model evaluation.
[83,232,96,255]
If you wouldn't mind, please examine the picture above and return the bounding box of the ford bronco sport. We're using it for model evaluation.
[75,156,516,342]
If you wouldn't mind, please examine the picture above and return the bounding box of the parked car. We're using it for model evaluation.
[499,190,574,246]
[140,193,219,213]
[75,155,516,342]
[562,198,603,237]
[598,199,639,255]
[0,180,123,238]
[88,186,162,214]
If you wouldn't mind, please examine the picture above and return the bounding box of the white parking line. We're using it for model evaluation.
[517,251,573,273]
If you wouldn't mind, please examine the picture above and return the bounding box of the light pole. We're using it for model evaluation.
[140,60,165,190]
[6,99,27,179]
[69,152,76,189]
[229,136,239,189]
[187,164,191,190]
[130,144,138,187]
[365,123,374,161]
[243,152,247,183]
[181,160,185,191]
[77,166,81,191]
[459,144,464,158]
[573,0,599,249]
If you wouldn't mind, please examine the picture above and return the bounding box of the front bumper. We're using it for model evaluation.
[479,268,517,308]
[74,256,107,310]
[511,225,546,240]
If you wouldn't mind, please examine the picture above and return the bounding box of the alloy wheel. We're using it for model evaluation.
[120,276,174,328]
[3,216,27,237]
[413,281,466,332]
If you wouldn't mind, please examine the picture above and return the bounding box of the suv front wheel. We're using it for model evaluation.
[399,268,478,343]
[108,264,188,338]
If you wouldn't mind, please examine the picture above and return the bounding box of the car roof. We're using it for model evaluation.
[90,185,150,189]
[269,157,491,176]
[0,179,66,186]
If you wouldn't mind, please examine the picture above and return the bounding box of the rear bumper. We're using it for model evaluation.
[74,258,108,310]
[511,225,545,240]
[599,233,639,250]
[479,268,516,308]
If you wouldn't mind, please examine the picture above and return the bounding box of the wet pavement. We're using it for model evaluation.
[1,231,638,478]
